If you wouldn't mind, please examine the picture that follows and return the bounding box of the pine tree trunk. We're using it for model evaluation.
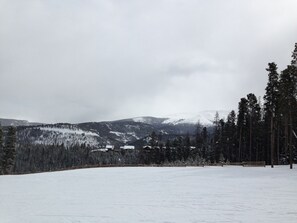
[271,115,274,168]
[239,127,242,162]
[250,116,252,161]
[267,132,270,165]
[256,143,259,161]
[277,125,280,165]
[285,115,288,154]
[289,110,293,169]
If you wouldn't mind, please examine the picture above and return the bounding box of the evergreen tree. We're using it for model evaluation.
[225,110,237,162]
[212,112,221,163]
[201,127,208,160]
[195,120,203,149]
[2,126,17,174]
[291,42,297,67]
[150,131,157,147]
[263,62,279,167]
[237,98,248,161]
[165,140,171,162]
[279,64,297,168]
[247,93,261,161]
[183,133,191,160]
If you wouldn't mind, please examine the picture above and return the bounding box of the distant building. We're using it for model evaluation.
[105,145,114,150]
[143,145,152,150]
[120,145,135,150]
[91,148,108,152]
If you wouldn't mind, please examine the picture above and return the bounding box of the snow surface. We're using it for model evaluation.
[163,110,230,125]
[33,127,101,147]
[133,117,150,123]
[1,166,297,223]
[38,127,99,136]
[110,131,138,143]
[133,111,230,126]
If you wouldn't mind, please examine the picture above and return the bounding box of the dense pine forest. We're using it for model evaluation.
[1,43,297,174]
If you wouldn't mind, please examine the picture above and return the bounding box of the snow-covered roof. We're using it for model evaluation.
[120,145,135,150]
[105,145,114,149]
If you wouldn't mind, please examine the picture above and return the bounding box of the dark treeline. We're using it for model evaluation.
[1,43,297,174]
[208,43,297,167]
[0,126,17,174]
[14,141,204,174]
[14,144,140,174]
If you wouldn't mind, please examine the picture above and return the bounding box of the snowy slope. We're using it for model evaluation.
[133,110,230,126]
[162,110,230,125]
[17,125,103,147]
[0,166,296,223]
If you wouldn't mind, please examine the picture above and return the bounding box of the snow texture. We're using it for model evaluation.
[33,126,101,147]
[133,111,230,126]
[110,131,138,143]
[0,166,296,223]
[38,127,99,136]
[162,110,229,125]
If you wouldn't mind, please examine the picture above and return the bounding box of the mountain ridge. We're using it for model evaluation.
[3,110,229,148]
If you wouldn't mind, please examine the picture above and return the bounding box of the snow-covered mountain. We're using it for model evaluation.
[0,118,42,126]
[132,110,230,126]
[10,110,229,148]
[16,121,155,148]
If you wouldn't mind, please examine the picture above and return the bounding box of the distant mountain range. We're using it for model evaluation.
[1,111,229,148]
[0,118,42,127]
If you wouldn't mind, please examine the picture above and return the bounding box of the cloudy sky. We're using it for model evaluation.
[0,0,297,123]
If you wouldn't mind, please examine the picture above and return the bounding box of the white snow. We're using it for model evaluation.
[163,110,230,125]
[1,166,297,223]
[133,117,147,123]
[91,148,108,152]
[110,131,138,143]
[109,131,123,137]
[132,111,230,126]
[120,145,135,150]
[33,127,101,147]
[38,127,99,136]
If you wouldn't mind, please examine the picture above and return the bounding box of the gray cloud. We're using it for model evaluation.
[1,0,297,123]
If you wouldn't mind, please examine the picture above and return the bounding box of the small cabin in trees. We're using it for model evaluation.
[120,145,135,150]
[105,145,114,150]
[143,145,152,150]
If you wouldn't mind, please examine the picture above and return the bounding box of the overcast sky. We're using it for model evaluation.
[0,0,297,123]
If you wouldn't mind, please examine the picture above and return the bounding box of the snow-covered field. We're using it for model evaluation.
[0,166,296,223]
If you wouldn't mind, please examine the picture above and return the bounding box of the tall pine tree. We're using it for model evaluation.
[279,65,297,169]
[237,98,248,162]
[225,110,237,162]
[263,62,279,167]
[247,93,261,161]
[291,43,297,67]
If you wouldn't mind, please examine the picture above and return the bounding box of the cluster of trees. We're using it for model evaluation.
[139,43,297,168]
[206,43,297,168]
[139,132,203,165]
[0,126,17,174]
[14,143,142,173]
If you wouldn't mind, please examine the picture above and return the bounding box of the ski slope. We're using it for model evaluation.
[0,166,296,223]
